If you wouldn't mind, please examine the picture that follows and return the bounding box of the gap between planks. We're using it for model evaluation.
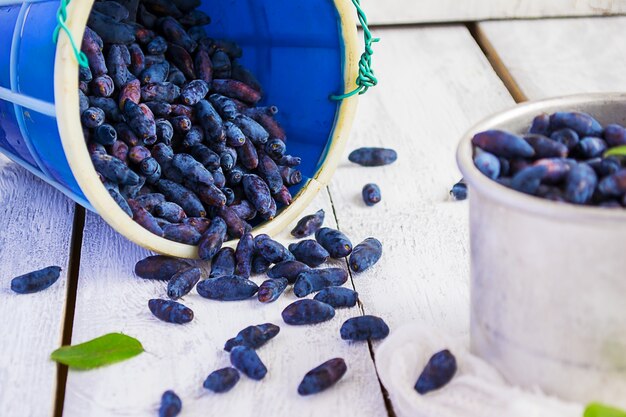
[467,22,528,103]
[54,205,86,417]
[364,19,528,103]
[368,14,626,29]
[325,187,397,417]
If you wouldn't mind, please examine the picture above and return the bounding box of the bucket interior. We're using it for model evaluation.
[49,0,357,257]
[201,0,345,197]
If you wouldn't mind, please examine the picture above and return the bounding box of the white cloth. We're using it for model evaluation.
[375,323,584,417]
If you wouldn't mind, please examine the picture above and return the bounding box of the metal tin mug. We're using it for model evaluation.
[0,0,360,258]
[457,93,626,406]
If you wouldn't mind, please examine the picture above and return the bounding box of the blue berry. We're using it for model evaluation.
[414,350,457,395]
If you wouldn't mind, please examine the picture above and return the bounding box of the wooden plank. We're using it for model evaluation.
[327,26,515,343]
[478,16,626,99]
[62,191,388,417]
[0,155,75,417]
[367,0,626,25]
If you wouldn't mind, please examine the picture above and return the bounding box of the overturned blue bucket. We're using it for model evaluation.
[0,0,360,258]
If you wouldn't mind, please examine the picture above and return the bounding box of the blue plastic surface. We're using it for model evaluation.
[203,0,343,198]
[0,0,346,210]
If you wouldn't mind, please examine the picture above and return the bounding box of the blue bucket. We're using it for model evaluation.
[0,0,359,258]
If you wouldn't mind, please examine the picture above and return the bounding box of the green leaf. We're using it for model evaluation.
[584,403,626,417]
[50,333,144,369]
[604,146,626,158]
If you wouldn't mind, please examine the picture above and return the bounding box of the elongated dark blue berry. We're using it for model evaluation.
[135,256,192,281]
[182,217,211,235]
[267,261,310,284]
[215,81,262,106]
[349,238,383,273]
[473,151,501,179]
[159,390,182,417]
[598,169,626,197]
[196,275,258,301]
[180,79,209,106]
[242,174,273,217]
[210,247,236,278]
[211,51,231,79]
[549,111,603,138]
[511,165,547,195]
[149,299,194,324]
[315,228,352,259]
[236,137,259,170]
[188,144,221,170]
[258,279,288,303]
[257,153,282,194]
[220,147,238,171]
[154,202,186,223]
[141,61,169,84]
[340,315,389,341]
[92,153,140,185]
[230,346,267,380]
[203,368,240,393]
[291,209,325,238]
[224,122,247,148]
[162,223,201,244]
[294,268,348,297]
[528,113,550,136]
[348,147,397,167]
[167,267,201,300]
[157,180,206,218]
[255,235,294,263]
[604,124,626,147]
[235,233,254,278]
[565,163,597,204]
[587,157,621,178]
[298,358,347,396]
[314,287,358,308]
[251,255,271,274]
[198,217,227,261]
[109,188,132,217]
[523,134,568,158]
[224,323,280,352]
[472,130,535,158]
[196,99,225,142]
[533,158,574,183]
[577,137,607,158]
[273,185,293,206]
[11,266,62,294]
[415,350,457,395]
[210,94,239,120]
[550,128,580,151]
[289,240,329,267]
[282,299,335,325]
[172,153,214,186]
[124,100,156,142]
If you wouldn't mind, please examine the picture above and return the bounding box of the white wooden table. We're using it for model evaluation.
[2,5,626,416]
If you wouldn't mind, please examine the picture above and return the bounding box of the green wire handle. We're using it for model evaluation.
[53,0,89,68]
[330,0,380,101]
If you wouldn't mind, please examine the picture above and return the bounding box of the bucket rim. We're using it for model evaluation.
[54,0,360,258]
[456,92,626,223]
